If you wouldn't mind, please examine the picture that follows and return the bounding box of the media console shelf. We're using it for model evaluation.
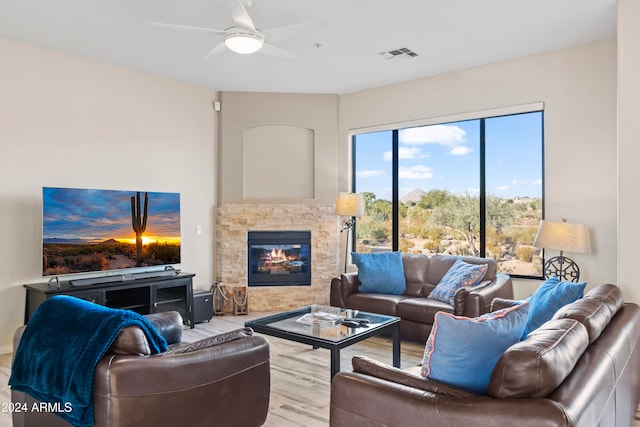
[24,272,195,328]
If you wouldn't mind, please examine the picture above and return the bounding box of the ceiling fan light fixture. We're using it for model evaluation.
[224,31,264,54]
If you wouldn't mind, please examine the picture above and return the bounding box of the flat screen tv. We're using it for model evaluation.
[42,187,181,278]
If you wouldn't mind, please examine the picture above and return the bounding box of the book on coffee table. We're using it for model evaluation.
[296,309,343,327]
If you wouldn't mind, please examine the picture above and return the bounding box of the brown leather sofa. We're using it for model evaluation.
[330,283,640,427]
[330,254,514,342]
[11,311,271,427]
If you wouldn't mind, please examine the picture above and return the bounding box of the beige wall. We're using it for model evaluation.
[0,37,217,351]
[339,40,618,299]
[618,0,640,304]
[218,91,339,205]
[0,33,627,350]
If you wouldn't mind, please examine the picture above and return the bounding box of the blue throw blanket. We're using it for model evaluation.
[9,295,168,427]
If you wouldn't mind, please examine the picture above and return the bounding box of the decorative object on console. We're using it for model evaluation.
[533,218,591,282]
[336,192,364,273]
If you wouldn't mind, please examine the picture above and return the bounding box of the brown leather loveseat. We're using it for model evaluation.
[330,254,514,342]
[330,283,640,426]
[11,311,271,427]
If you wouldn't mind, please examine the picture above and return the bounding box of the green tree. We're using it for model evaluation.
[418,189,453,209]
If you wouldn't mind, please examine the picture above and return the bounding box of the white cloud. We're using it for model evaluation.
[495,185,510,191]
[450,146,472,156]
[400,147,429,159]
[532,179,542,185]
[399,125,467,147]
[384,147,430,161]
[399,165,434,180]
[356,170,386,178]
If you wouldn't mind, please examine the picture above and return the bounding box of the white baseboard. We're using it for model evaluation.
[0,344,13,355]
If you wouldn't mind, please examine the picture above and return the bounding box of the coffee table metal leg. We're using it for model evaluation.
[330,347,340,379]
[392,325,401,368]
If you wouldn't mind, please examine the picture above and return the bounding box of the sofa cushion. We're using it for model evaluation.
[487,318,589,398]
[397,297,454,324]
[347,293,407,316]
[553,298,612,344]
[428,259,488,305]
[584,283,624,317]
[352,252,406,295]
[401,254,432,297]
[420,301,529,394]
[352,356,484,398]
[164,327,253,355]
[522,276,586,337]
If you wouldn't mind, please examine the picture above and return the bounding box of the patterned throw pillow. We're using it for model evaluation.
[428,259,488,305]
[421,301,530,394]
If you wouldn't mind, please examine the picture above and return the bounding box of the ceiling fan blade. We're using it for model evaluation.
[203,42,228,59]
[258,43,296,59]
[151,22,227,35]
[265,20,328,44]
[226,0,256,32]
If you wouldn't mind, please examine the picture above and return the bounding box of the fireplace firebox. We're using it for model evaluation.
[247,231,311,287]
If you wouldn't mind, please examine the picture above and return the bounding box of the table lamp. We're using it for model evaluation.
[533,218,591,282]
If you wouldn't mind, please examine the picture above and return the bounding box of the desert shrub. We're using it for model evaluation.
[399,238,412,253]
[423,240,439,253]
[357,217,390,241]
[516,246,535,262]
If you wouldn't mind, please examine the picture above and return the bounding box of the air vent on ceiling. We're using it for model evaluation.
[378,47,419,60]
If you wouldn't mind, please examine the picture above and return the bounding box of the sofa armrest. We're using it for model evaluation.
[463,273,514,318]
[330,273,360,308]
[330,371,568,427]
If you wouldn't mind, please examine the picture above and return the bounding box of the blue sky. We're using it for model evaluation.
[354,112,543,201]
[43,187,181,242]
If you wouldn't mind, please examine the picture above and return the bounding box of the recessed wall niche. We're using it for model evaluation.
[244,124,315,199]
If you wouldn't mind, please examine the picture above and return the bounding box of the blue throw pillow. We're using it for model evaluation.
[522,276,586,337]
[421,301,530,394]
[428,259,488,305]
[352,252,406,295]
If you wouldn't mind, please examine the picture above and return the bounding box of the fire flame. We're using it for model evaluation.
[270,248,288,262]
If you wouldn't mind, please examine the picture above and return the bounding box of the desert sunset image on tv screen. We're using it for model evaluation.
[42,187,181,276]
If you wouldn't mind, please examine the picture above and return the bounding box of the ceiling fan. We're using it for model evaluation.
[151,0,324,58]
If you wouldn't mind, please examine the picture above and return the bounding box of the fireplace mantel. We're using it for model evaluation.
[216,204,340,311]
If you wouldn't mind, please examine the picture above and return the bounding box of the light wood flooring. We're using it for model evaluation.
[1,312,639,426]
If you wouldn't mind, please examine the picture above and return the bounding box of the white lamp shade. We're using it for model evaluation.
[224,33,264,54]
[335,192,364,217]
[533,220,591,254]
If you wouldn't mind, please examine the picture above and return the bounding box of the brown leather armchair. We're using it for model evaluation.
[11,311,271,427]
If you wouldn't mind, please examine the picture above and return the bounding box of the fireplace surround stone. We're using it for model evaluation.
[216,204,340,311]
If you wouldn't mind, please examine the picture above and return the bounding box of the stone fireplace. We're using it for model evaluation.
[216,204,340,311]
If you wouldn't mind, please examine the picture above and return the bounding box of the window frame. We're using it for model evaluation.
[350,107,545,280]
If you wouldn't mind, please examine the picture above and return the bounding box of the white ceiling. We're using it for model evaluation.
[0,0,617,94]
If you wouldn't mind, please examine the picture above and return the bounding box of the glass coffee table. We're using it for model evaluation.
[245,305,401,380]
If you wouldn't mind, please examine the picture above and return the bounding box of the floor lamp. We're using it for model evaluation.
[336,192,364,273]
[533,218,591,282]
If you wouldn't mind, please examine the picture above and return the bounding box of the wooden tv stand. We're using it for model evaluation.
[23,272,195,328]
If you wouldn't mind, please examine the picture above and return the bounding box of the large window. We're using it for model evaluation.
[353,110,543,278]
